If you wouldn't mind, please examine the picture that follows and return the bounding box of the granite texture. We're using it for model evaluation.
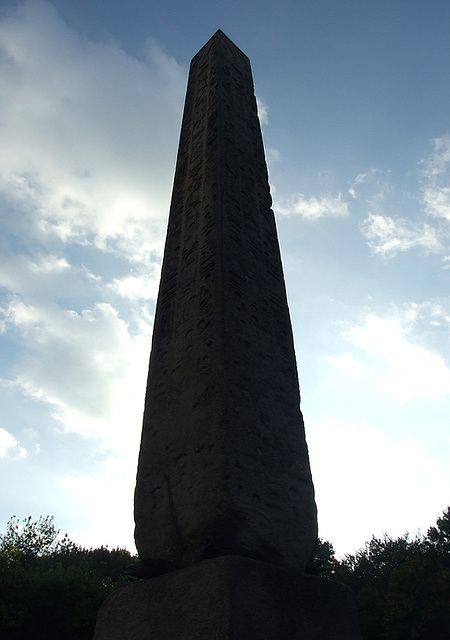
[134,30,317,574]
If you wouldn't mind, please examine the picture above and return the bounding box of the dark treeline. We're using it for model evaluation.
[316,506,450,639]
[0,509,449,639]
[0,516,134,640]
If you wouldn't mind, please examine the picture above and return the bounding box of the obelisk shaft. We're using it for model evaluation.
[134,30,317,573]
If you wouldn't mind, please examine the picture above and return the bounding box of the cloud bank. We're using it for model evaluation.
[0,1,189,548]
[0,0,186,261]
[327,305,450,403]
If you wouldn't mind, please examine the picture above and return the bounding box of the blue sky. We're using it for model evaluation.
[1,0,449,557]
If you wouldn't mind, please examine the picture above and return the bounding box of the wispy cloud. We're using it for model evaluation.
[360,212,441,257]
[265,148,280,165]
[275,192,349,220]
[423,136,450,221]
[354,142,450,260]
[423,136,450,180]
[348,168,386,199]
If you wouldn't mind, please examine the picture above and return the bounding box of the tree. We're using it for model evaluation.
[0,516,75,564]
[308,538,339,577]
[2,510,450,639]
[334,508,450,640]
[0,516,135,640]
[426,506,450,555]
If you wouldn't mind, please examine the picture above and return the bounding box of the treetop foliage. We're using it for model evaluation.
[426,507,450,553]
[0,508,449,639]
[1,516,76,565]
[318,506,450,640]
[0,515,136,640]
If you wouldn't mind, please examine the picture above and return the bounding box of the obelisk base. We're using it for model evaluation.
[93,556,361,639]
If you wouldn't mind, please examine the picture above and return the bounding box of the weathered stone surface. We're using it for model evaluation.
[94,556,362,640]
[134,29,317,574]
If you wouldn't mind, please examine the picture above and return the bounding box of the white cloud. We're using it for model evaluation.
[327,308,450,403]
[0,427,27,458]
[0,251,96,303]
[307,415,450,556]
[0,0,186,263]
[107,270,160,303]
[422,136,450,221]
[276,192,349,220]
[353,144,450,260]
[324,352,367,380]
[2,297,151,445]
[423,136,450,180]
[360,212,441,257]
[0,1,176,452]
[424,186,450,221]
[256,96,268,125]
[348,168,385,199]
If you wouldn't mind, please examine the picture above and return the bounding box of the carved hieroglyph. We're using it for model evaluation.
[134,30,317,573]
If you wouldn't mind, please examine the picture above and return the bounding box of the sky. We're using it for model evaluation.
[0,0,449,558]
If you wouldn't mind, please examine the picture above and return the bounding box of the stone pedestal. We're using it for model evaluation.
[94,556,361,639]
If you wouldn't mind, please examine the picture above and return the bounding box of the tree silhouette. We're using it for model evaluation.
[333,507,450,639]
[1,509,449,639]
[0,516,135,640]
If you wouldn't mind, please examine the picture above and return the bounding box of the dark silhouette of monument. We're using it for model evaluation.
[134,28,317,576]
[94,30,361,639]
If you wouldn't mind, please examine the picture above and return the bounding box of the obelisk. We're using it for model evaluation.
[94,31,362,640]
[134,29,317,574]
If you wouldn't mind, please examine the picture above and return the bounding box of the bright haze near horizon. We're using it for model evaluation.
[1,0,449,558]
